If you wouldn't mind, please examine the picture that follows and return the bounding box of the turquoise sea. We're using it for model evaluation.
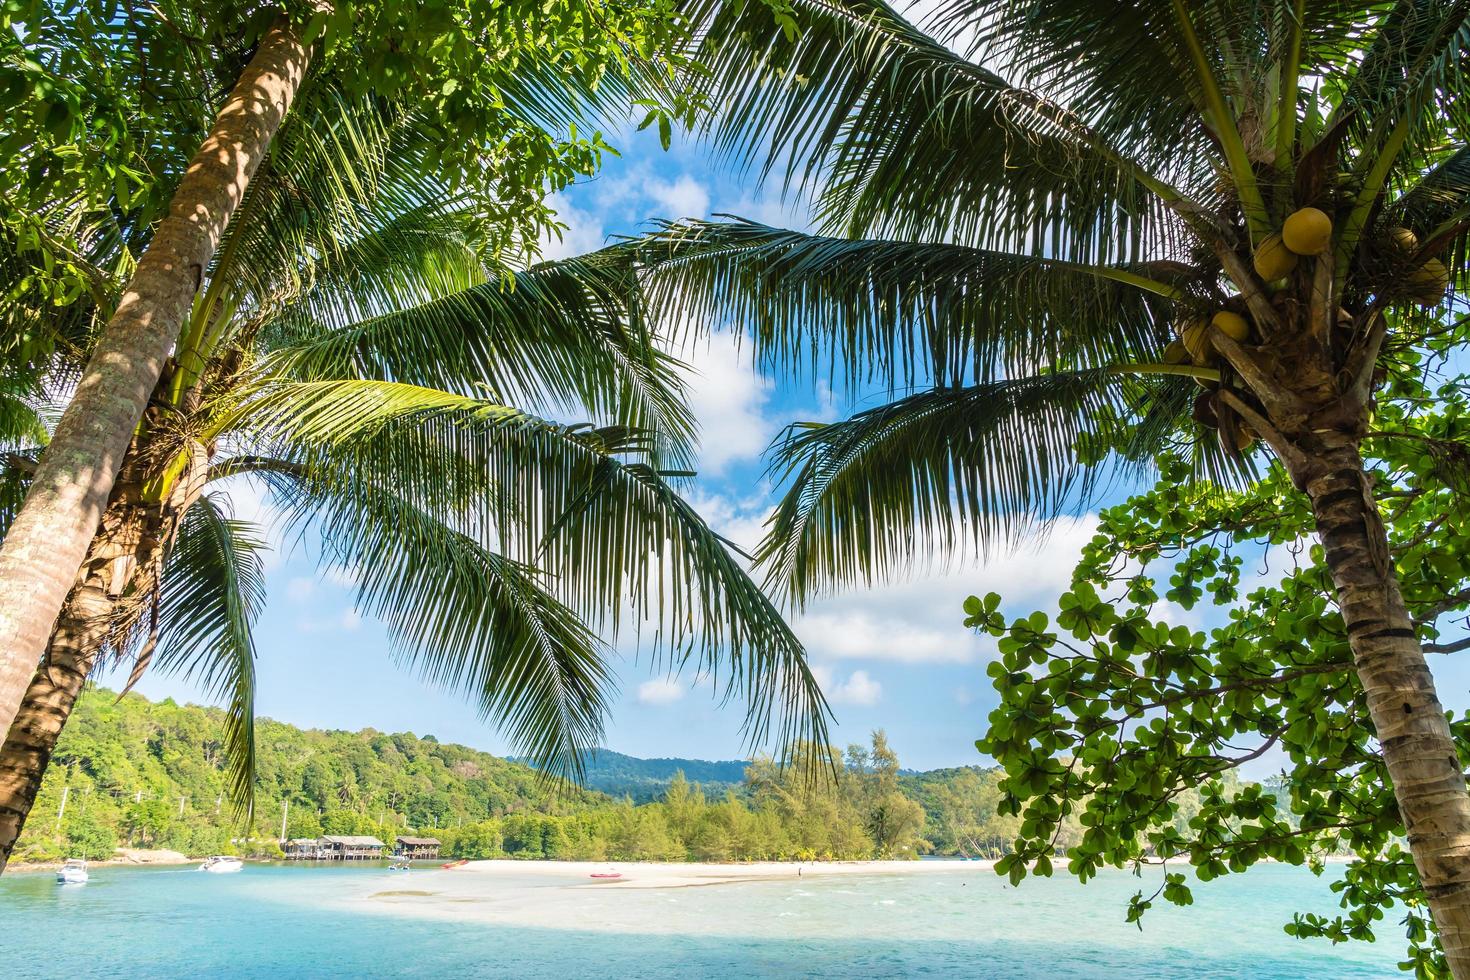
[0,861,1401,978]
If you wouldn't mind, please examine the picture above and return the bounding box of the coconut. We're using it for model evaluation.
[1234,425,1257,451]
[1179,320,1213,363]
[1210,310,1251,343]
[1252,234,1299,280]
[1409,258,1450,305]
[1384,226,1419,255]
[1161,340,1190,365]
[1282,207,1333,256]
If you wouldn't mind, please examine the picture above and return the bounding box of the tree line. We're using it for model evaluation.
[14,688,991,865]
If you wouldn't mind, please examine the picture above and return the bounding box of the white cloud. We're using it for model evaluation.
[540,193,605,261]
[340,609,362,632]
[681,486,772,556]
[682,331,776,475]
[647,175,710,218]
[815,667,882,707]
[791,516,1100,665]
[637,677,686,705]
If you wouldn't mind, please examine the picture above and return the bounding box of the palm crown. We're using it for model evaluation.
[630,0,1468,600]
[1,71,827,814]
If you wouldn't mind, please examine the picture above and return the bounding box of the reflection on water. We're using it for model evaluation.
[0,862,1401,978]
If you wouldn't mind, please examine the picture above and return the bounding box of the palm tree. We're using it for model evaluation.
[635,0,1470,967]
[0,81,825,872]
[0,0,693,741]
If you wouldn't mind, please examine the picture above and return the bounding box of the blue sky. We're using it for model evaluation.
[106,116,1470,776]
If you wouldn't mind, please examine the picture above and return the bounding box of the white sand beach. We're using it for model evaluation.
[453,858,992,889]
[352,859,996,935]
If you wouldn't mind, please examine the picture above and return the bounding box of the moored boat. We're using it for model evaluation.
[56,859,89,885]
[440,859,469,869]
[198,855,244,874]
[589,871,622,880]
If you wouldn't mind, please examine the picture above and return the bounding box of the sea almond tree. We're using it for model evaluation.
[636,0,1470,971]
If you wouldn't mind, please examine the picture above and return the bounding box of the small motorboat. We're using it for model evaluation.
[441,859,469,870]
[56,859,89,885]
[589,871,622,880]
[198,855,244,874]
[388,861,411,871]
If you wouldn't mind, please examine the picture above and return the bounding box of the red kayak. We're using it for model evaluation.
[441,859,469,869]
[589,872,622,879]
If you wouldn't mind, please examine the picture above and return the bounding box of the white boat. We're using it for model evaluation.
[56,859,89,884]
[198,855,244,874]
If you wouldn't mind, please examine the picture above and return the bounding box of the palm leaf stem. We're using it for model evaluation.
[1170,0,1269,243]
[1274,0,1305,175]
[1337,114,1415,271]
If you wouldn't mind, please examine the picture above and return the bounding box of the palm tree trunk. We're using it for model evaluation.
[1303,437,1470,972]
[0,16,314,741]
[0,568,112,873]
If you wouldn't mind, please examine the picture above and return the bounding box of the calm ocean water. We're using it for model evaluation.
[0,860,1400,978]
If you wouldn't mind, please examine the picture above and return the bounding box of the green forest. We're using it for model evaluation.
[15,688,1026,865]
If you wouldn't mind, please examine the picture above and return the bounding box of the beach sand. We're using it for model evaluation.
[452,858,992,889]
[352,858,995,935]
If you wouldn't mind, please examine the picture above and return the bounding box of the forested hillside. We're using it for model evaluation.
[12,689,1027,865]
[526,749,749,802]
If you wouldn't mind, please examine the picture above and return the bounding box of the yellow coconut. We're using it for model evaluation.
[1234,425,1257,451]
[1384,226,1419,255]
[1210,310,1251,343]
[1161,340,1190,364]
[1252,234,1299,280]
[1281,207,1333,256]
[1409,258,1450,305]
[1179,320,1213,363]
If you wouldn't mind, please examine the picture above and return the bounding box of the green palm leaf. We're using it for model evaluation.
[637,218,1179,391]
[758,370,1191,603]
[269,248,697,470]
[682,0,1184,252]
[154,494,267,815]
[251,462,613,782]
[219,380,829,759]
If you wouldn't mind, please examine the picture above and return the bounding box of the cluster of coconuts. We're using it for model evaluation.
[1163,307,1257,451]
[1252,207,1448,305]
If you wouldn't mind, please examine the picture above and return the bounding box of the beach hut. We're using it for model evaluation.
[283,838,322,860]
[394,836,441,860]
[319,835,386,860]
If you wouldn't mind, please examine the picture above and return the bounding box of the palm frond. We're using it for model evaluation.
[682,0,1184,254]
[269,247,698,469]
[637,218,1179,391]
[221,380,830,757]
[255,463,614,782]
[154,494,267,816]
[1386,144,1470,268]
[758,369,1186,603]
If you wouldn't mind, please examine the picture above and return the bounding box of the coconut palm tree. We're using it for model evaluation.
[0,81,825,872]
[633,0,1470,967]
[0,0,696,742]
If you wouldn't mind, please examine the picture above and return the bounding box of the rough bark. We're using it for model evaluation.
[1299,437,1470,973]
[0,566,112,874]
[0,426,209,873]
[0,17,313,741]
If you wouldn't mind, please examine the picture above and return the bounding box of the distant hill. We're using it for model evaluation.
[516,748,750,802]
[15,688,610,865]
